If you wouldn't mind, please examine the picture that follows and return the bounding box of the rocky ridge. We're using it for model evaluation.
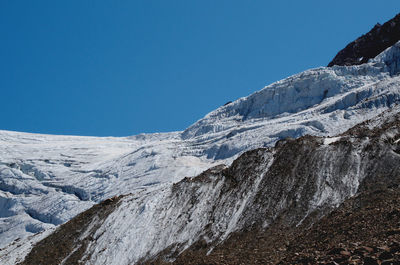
[328,13,400,67]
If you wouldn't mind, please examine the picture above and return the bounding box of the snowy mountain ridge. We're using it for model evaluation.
[1,37,400,264]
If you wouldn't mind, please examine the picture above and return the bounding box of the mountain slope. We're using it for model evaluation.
[157,181,400,264]
[2,15,400,265]
[16,106,400,265]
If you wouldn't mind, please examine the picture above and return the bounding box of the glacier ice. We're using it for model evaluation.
[1,41,400,263]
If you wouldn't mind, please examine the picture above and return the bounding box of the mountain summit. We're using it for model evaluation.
[328,13,400,67]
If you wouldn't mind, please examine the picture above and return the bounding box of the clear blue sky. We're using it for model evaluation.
[1,1,399,136]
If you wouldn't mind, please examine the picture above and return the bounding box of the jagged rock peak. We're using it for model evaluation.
[328,13,400,67]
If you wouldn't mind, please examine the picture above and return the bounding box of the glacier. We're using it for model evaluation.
[1,41,400,264]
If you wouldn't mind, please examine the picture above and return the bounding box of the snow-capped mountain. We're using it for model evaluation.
[1,14,400,265]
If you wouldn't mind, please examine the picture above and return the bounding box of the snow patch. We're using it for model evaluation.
[324,137,341,145]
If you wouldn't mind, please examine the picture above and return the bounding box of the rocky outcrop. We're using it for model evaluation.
[158,187,400,265]
[328,13,400,67]
[280,189,400,264]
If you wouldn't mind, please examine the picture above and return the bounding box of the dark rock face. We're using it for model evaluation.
[279,189,400,264]
[18,196,122,265]
[328,13,400,67]
[153,187,400,264]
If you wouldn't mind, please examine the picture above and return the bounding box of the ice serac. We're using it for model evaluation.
[328,13,400,67]
[182,41,400,143]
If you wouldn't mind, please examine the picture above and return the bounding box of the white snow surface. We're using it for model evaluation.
[1,41,400,263]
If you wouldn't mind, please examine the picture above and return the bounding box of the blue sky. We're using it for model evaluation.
[1,1,399,136]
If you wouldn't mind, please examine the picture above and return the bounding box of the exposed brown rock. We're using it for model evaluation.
[145,189,400,265]
[18,196,123,265]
